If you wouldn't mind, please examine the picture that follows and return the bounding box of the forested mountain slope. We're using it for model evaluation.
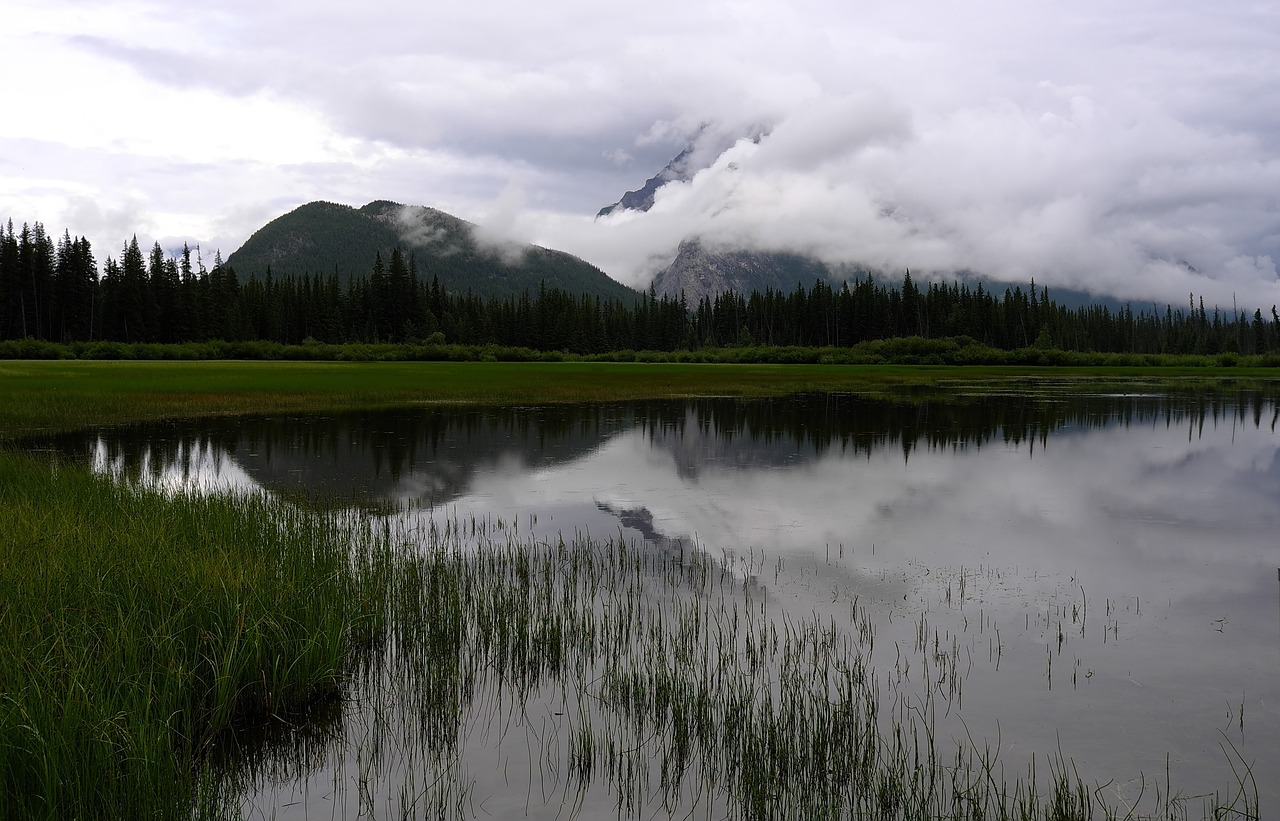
[226,200,638,302]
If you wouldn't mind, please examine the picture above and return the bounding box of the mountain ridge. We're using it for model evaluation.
[604,145,1126,311]
[596,145,699,219]
[226,200,639,303]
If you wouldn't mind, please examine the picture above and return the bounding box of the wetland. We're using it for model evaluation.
[15,386,1278,819]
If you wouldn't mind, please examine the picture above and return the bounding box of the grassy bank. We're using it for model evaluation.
[0,452,392,819]
[4,359,1280,440]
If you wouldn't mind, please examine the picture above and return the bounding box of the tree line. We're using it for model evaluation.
[3,218,1279,356]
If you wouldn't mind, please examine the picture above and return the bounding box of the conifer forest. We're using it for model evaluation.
[4,219,1279,357]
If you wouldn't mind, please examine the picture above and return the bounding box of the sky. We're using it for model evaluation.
[3,0,1280,309]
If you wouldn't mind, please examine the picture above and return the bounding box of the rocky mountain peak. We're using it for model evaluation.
[596,145,700,218]
[651,239,842,302]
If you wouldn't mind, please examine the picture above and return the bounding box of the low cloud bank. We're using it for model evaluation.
[516,90,1280,310]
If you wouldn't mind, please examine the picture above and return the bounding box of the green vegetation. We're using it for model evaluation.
[5,359,1279,441]
[5,214,1280,354]
[223,200,638,302]
[0,451,392,818]
[7,333,1280,368]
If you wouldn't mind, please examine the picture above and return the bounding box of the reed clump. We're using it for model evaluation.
[310,518,1256,821]
[0,451,391,819]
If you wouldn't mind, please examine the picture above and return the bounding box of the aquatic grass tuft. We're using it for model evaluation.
[0,450,392,819]
[238,514,1259,821]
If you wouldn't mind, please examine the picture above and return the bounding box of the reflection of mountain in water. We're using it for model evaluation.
[222,407,640,505]
[28,392,1278,506]
[38,406,644,507]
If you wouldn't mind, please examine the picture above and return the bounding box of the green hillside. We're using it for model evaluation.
[225,200,638,302]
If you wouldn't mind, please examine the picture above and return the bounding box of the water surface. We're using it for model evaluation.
[35,392,1280,816]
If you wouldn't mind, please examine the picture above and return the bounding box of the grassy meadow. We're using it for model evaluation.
[0,360,1271,819]
[4,358,1280,440]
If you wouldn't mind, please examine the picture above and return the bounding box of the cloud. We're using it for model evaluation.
[470,182,531,265]
[521,86,1280,307]
[62,196,151,251]
[603,148,634,168]
[3,0,1279,307]
[394,208,451,251]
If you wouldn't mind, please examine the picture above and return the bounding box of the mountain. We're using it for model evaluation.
[226,200,639,302]
[653,240,1124,308]
[599,142,859,303]
[652,238,864,300]
[597,145,699,218]
[596,127,766,219]
[607,148,1125,310]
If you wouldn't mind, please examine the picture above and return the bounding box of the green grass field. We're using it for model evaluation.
[4,359,1279,440]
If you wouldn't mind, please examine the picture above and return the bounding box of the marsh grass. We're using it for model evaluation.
[0,450,392,819]
[229,514,1258,820]
[0,444,1261,819]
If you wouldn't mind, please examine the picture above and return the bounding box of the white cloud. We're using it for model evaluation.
[1,0,1278,306]
[603,148,634,168]
[471,182,533,263]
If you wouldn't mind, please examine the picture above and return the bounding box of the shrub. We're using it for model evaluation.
[0,338,69,360]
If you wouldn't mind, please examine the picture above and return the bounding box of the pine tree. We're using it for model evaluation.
[0,220,19,339]
[116,236,149,342]
[54,230,97,341]
[386,248,410,340]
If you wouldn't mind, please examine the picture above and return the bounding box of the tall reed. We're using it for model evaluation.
[265,516,1257,821]
[0,451,391,819]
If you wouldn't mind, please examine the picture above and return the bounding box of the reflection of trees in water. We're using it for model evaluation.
[31,392,1279,503]
[631,392,1279,467]
[47,406,644,507]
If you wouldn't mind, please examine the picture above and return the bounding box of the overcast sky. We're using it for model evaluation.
[3,0,1279,307]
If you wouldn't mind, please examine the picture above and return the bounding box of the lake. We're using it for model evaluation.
[34,390,1279,818]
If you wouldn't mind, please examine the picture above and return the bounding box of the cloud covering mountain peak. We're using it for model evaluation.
[538,85,1280,308]
[3,0,1279,309]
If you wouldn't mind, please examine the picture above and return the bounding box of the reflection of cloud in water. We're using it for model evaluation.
[446,414,1278,602]
[89,436,261,496]
[444,402,1279,796]
[37,395,1280,810]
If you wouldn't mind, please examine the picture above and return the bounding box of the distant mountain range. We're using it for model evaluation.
[222,159,1123,312]
[596,142,869,303]
[601,145,1124,310]
[225,200,638,303]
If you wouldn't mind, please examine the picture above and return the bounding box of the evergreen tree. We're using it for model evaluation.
[0,221,19,339]
[116,236,149,342]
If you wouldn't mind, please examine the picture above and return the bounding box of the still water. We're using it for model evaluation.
[35,392,1280,817]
